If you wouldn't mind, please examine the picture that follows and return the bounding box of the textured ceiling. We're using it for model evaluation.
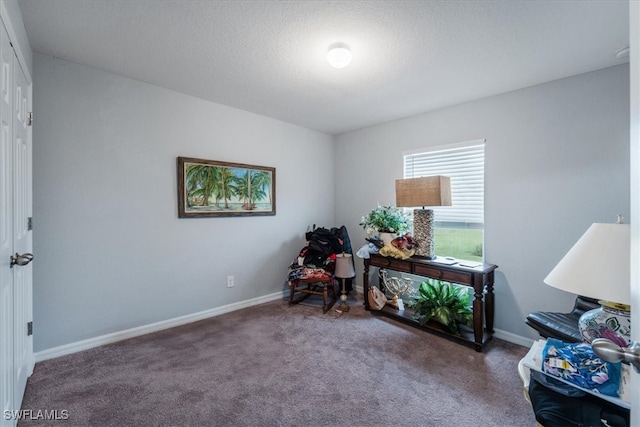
[18,0,629,135]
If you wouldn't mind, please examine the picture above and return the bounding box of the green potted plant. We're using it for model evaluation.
[360,205,411,243]
[407,278,473,334]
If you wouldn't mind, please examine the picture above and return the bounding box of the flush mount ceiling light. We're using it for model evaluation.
[327,43,352,69]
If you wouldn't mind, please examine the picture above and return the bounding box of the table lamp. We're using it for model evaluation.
[544,217,631,346]
[396,176,452,259]
[335,253,356,312]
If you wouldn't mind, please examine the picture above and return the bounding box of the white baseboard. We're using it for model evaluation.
[493,328,534,348]
[35,289,533,363]
[35,291,284,363]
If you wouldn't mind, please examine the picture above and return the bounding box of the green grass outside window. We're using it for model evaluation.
[434,228,483,262]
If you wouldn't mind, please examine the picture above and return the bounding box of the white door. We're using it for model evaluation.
[0,17,33,427]
[0,17,15,426]
[12,50,32,410]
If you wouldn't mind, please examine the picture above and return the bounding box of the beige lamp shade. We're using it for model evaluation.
[335,253,356,279]
[395,176,452,208]
[395,176,452,259]
[544,223,630,305]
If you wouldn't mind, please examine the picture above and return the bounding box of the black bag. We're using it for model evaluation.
[303,227,342,267]
[300,226,355,293]
[528,371,629,427]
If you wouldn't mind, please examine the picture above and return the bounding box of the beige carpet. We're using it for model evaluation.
[20,294,534,426]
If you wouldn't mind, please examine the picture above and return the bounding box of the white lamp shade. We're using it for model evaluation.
[335,253,356,279]
[544,223,630,305]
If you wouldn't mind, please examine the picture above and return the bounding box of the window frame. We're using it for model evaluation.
[402,139,485,260]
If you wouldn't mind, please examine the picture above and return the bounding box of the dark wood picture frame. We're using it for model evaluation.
[177,157,276,218]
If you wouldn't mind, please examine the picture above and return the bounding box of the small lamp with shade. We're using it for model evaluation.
[335,253,356,312]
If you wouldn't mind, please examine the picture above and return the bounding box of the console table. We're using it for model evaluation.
[363,254,497,351]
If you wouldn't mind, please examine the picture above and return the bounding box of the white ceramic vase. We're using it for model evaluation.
[379,232,397,246]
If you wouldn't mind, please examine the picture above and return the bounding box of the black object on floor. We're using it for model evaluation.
[528,371,629,427]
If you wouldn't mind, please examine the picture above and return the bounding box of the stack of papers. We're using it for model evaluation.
[458,261,482,268]
[433,257,457,265]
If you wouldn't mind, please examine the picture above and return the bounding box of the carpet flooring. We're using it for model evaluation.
[19,294,534,426]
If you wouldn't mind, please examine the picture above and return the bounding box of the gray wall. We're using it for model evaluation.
[33,52,630,351]
[33,53,335,351]
[335,64,630,341]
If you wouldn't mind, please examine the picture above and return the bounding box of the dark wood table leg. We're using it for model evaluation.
[485,271,495,333]
[472,273,485,352]
[363,258,371,310]
[472,287,483,352]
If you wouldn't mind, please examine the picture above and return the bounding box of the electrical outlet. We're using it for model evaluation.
[227,275,235,288]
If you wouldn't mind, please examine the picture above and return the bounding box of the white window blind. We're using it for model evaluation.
[403,141,485,225]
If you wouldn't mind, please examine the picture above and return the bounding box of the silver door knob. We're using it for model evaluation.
[592,338,640,373]
[9,252,33,268]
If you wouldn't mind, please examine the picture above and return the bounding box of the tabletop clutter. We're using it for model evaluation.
[356,232,418,260]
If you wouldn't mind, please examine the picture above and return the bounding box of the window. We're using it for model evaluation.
[403,140,485,261]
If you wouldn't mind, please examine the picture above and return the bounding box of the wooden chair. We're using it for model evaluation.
[288,275,338,314]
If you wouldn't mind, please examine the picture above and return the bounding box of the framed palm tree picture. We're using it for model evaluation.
[177,157,276,218]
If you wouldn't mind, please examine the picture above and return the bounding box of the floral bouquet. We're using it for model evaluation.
[360,205,411,235]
